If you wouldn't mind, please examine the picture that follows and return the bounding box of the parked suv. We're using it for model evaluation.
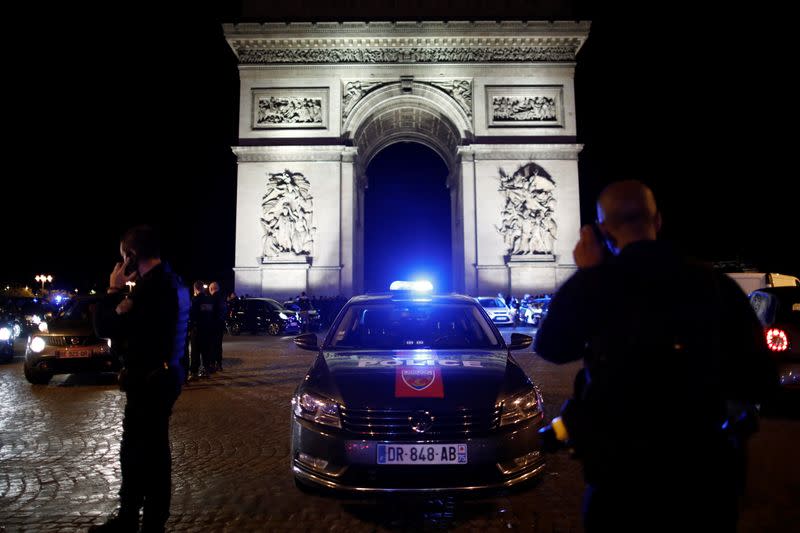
[226,298,302,336]
[23,295,119,384]
[476,297,515,326]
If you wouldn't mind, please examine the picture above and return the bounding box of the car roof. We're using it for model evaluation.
[348,292,480,305]
[751,287,800,298]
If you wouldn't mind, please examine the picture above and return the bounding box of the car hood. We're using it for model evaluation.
[40,320,95,337]
[307,350,530,409]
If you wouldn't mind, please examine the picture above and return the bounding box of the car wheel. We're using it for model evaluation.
[24,363,52,385]
[229,322,241,336]
[267,322,281,336]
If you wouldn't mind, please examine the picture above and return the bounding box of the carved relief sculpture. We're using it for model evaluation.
[342,81,389,119]
[492,95,556,122]
[252,88,328,129]
[261,170,315,258]
[256,96,323,125]
[496,163,557,256]
[342,79,472,121]
[486,86,563,127]
[428,80,472,118]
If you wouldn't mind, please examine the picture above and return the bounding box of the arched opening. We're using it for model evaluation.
[364,142,451,292]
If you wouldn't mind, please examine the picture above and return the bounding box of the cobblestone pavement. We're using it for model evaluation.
[1,331,798,532]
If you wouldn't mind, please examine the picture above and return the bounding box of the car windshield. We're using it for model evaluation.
[327,301,502,350]
[57,299,98,322]
[478,298,505,308]
[264,299,285,312]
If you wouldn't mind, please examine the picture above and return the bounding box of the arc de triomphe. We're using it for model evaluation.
[224,21,590,298]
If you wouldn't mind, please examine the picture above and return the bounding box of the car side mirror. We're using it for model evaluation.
[508,333,533,351]
[294,333,319,351]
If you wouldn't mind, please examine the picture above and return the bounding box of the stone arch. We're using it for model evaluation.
[343,83,471,294]
[344,81,472,173]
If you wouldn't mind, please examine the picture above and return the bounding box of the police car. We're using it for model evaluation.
[290,281,545,492]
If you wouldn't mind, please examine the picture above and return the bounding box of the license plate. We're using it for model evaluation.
[61,348,91,358]
[377,444,467,465]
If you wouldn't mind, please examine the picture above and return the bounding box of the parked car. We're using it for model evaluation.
[10,298,57,335]
[749,287,800,389]
[226,297,302,336]
[290,284,545,492]
[476,296,515,326]
[1,311,23,362]
[23,295,119,384]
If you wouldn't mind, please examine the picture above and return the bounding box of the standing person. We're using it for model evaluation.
[534,180,776,532]
[297,291,311,333]
[188,281,213,380]
[208,281,226,371]
[90,225,190,533]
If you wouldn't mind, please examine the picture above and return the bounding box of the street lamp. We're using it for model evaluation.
[35,274,53,291]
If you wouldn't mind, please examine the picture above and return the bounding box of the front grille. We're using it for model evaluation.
[46,336,101,347]
[340,407,501,437]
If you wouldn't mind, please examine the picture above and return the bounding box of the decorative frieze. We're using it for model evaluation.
[236,45,578,65]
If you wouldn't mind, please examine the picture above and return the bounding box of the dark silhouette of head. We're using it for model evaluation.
[121,225,161,260]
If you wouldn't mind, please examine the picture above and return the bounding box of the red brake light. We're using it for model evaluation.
[766,328,789,352]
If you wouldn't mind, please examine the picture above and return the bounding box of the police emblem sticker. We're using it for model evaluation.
[395,366,444,398]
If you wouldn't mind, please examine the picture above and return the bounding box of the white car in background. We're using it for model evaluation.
[476,297,515,326]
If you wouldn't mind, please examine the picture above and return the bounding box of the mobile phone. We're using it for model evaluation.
[123,253,138,276]
[591,223,615,259]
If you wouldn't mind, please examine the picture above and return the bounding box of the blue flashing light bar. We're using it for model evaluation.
[389,280,434,292]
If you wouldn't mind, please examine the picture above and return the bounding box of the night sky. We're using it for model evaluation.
[4,2,797,295]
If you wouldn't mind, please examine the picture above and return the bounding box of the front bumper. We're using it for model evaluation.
[26,349,120,375]
[291,415,546,492]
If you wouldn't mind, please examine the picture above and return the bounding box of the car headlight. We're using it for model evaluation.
[31,315,42,325]
[499,387,543,427]
[0,327,11,341]
[292,391,342,429]
[38,322,48,332]
[30,336,46,353]
[279,312,289,320]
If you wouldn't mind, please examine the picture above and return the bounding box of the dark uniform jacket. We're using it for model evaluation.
[95,262,190,376]
[534,240,777,483]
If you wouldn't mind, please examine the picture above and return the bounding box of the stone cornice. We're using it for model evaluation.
[232,145,358,162]
[458,143,583,160]
[224,21,590,64]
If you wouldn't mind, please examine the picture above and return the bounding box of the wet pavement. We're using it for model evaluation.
[1,330,798,532]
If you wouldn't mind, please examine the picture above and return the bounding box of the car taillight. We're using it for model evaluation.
[766,328,789,352]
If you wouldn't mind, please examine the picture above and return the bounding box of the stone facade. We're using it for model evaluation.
[224,21,589,298]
